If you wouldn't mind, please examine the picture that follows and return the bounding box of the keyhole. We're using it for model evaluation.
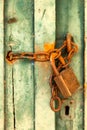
[65,106,70,115]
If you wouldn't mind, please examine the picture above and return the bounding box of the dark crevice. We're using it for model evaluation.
[4,2,6,130]
[4,1,8,129]
[33,1,35,130]
[12,67,16,129]
[65,106,70,115]
[83,0,85,129]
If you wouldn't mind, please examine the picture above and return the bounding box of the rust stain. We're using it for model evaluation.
[7,17,17,24]
[84,83,87,96]
[44,42,55,52]
[84,83,87,88]
[35,42,55,52]
[44,42,57,58]
[6,58,17,65]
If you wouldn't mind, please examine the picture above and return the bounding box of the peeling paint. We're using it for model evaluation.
[44,42,55,51]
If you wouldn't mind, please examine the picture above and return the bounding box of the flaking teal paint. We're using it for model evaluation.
[4,0,84,130]
[56,0,84,130]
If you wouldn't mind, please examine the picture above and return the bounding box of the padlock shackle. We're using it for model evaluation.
[50,55,60,76]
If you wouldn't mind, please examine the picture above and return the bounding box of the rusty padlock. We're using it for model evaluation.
[50,54,80,99]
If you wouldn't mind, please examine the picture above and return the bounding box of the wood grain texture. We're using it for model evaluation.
[34,0,55,130]
[56,0,84,130]
[5,0,34,130]
[0,1,4,130]
[84,1,87,130]
[4,0,84,130]
[12,0,34,130]
[4,0,15,129]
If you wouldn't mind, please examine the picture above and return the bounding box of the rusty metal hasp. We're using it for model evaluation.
[6,33,80,112]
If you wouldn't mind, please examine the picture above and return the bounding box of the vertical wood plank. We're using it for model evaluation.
[34,0,55,130]
[0,0,4,130]
[5,0,34,130]
[12,0,34,129]
[56,0,84,130]
[4,0,15,129]
[84,1,87,130]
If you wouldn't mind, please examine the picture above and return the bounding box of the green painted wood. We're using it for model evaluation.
[5,0,34,130]
[4,0,84,130]
[4,0,15,129]
[34,0,55,130]
[12,1,34,130]
[56,0,84,130]
[0,1,4,130]
[85,1,87,130]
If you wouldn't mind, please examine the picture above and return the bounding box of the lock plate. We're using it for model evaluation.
[60,99,75,120]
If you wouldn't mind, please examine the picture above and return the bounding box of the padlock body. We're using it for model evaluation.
[54,67,80,98]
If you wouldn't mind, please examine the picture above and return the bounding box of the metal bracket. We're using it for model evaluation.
[60,99,75,120]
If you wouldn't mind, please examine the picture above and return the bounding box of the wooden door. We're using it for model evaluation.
[0,0,85,130]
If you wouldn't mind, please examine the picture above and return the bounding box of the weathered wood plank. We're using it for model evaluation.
[4,0,15,129]
[0,1,4,130]
[5,0,34,130]
[11,0,34,129]
[56,0,84,130]
[34,0,55,130]
[85,1,87,130]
